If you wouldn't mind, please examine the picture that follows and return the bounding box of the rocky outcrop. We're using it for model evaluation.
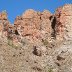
[0,4,72,72]
[0,11,10,40]
[14,9,52,43]
[0,4,72,44]
[55,4,72,40]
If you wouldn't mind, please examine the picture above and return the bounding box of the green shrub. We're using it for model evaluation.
[42,39,49,46]
[7,39,18,48]
[48,68,53,72]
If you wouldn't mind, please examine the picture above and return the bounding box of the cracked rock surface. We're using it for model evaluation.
[0,4,72,72]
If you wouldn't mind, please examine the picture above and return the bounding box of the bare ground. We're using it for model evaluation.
[0,38,72,72]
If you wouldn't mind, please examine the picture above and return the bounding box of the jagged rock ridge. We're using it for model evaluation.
[0,4,71,44]
[0,4,72,44]
[0,4,72,72]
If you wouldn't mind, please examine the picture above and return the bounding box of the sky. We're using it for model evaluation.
[0,0,72,23]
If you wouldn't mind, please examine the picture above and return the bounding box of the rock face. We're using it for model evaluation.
[14,9,52,42]
[0,11,10,41]
[55,4,72,40]
[0,4,72,46]
[0,4,72,43]
[0,4,72,72]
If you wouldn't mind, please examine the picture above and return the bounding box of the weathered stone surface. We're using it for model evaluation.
[55,4,72,40]
[0,4,72,44]
[0,4,72,72]
[14,9,52,42]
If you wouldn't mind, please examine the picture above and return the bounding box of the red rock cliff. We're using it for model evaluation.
[0,4,72,44]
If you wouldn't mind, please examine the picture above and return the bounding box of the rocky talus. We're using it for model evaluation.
[0,4,72,72]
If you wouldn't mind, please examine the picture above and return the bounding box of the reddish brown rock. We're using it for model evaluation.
[14,9,52,41]
[55,4,72,40]
[0,4,72,44]
[41,10,52,20]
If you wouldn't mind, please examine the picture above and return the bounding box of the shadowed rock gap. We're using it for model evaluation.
[15,30,19,35]
[51,16,56,38]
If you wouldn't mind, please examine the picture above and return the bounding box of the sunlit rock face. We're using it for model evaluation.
[55,4,72,40]
[0,4,72,72]
[0,11,10,38]
[0,4,72,44]
[14,9,52,42]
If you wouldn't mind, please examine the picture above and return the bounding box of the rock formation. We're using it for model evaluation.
[0,4,72,72]
[0,4,71,45]
[0,4,72,45]
[14,9,52,43]
[55,4,72,40]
